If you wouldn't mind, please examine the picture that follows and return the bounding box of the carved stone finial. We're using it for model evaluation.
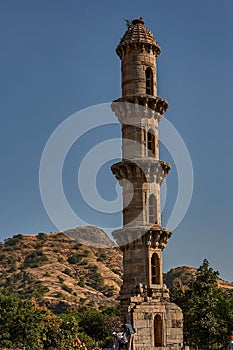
[132,18,145,25]
[125,18,132,28]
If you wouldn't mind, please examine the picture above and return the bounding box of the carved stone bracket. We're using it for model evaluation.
[147,225,172,249]
[112,226,172,249]
[111,96,168,124]
[116,41,161,59]
[111,159,170,185]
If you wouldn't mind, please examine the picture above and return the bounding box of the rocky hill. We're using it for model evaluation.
[62,225,115,248]
[163,266,233,290]
[163,266,197,288]
[0,226,232,312]
[0,227,122,312]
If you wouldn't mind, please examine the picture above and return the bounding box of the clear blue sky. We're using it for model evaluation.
[0,1,232,281]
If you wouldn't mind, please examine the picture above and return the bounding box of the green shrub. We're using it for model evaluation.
[2,272,49,299]
[103,286,115,297]
[82,249,89,257]
[78,332,95,350]
[4,234,23,246]
[67,254,82,264]
[63,268,72,276]
[62,284,73,294]
[80,259,88,266]
[87,270,105,292]
[73,242,82,249]
[58,256,64,263]
[37,232,48,242]
[55,291,64,298]
[57,275,64,283]
[112,268,121,276]
[97,253,107,262]
[88,264,98,272]
[78,277,85,288]
[7,255,17,265]
[10,265,17,272]
[23,250,48,268]
[88,300,95,307]
[0,254,6,261]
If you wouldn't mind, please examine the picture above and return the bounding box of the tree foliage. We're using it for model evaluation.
[170,259,233,349]
[0,291,45,349]
[0,289,120,349]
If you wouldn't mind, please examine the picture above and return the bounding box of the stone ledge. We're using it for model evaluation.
[111,159,170,185]
[112,226,172,249]
[112,95,168,122]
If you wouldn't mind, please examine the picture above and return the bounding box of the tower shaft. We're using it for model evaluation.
[111,18,183,349]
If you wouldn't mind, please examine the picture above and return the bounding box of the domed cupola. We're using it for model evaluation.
[116,18,161,59]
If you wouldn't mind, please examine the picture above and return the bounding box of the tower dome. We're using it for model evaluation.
[116,18,161,58]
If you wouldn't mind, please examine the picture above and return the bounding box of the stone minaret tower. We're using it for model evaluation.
[111,18,183,349]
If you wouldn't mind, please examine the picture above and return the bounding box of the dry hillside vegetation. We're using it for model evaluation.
[0,227,122,311]
[0,226,232,312]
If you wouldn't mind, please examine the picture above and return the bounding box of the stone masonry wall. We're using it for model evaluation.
[127,300,183,350]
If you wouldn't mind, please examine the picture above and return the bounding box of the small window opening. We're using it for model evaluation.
[149,194,157,224]
[151,252,160,284]
[146,67,153,95]
[147,129,155,156]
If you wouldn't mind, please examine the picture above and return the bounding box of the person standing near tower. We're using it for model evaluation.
[112,331,127,349]
[227,331,233,350]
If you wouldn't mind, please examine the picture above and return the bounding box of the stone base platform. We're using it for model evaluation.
[120,291,183,350]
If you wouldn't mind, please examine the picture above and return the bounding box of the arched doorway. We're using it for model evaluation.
[154,314,163,347]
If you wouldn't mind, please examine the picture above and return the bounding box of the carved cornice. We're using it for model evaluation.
[116,42,161,60]
[112,226,172,250]
[111,159,170,185]
[111,96,168,124]
[147,226,172,250]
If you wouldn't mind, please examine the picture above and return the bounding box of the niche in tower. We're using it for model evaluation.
[154,314,163,347]
[149,194,157,224]
[146,67,153,95]
[151,252,160,284]
[147,129,155,156]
